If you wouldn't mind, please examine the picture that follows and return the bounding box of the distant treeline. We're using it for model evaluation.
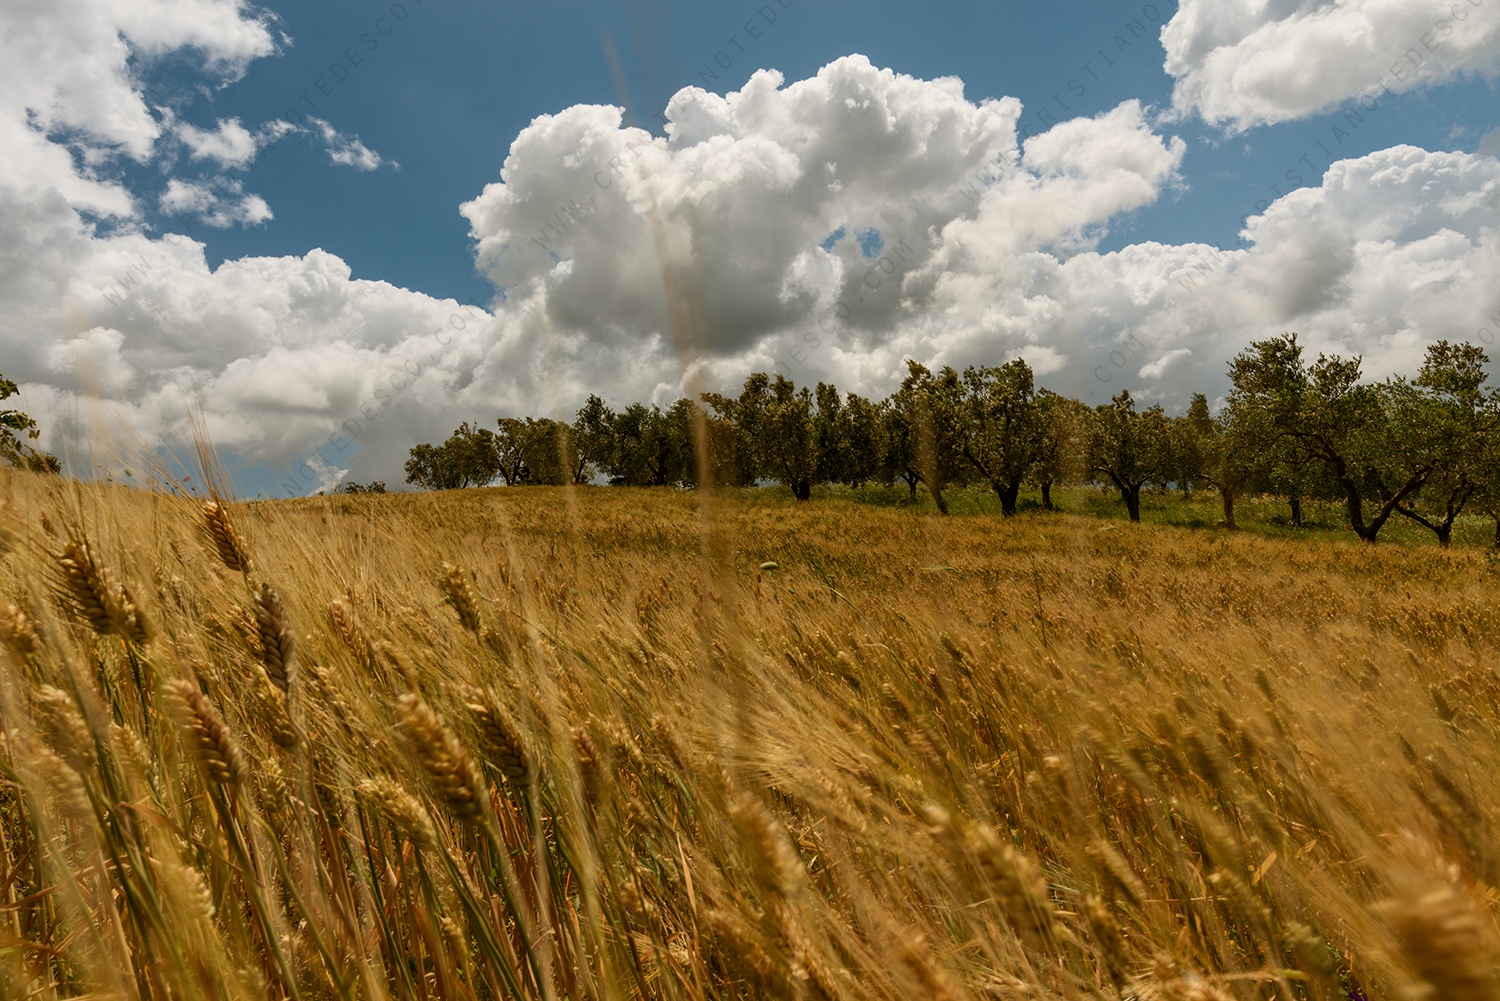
[405,334,1500,546]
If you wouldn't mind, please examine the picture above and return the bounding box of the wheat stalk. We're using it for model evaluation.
[201,500,251,572]
[438,563,482,633]
[164,679,247,788]
[0,500,18,555]
[397,693,487,823]
[54,540,150,644]
[253,583,295,693]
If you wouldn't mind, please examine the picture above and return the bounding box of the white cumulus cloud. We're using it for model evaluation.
[0,0,276,215]
[310,118,391,171]
[176,117,261,168]
[1163,0,1500,129]
[159,178,272,228]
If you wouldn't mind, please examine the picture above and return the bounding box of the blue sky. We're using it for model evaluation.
[3,0,1498,496]
[127,1,1496,304]
[137,1,1194,305]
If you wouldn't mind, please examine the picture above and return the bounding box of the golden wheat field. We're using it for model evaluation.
[1,467,1498,1001]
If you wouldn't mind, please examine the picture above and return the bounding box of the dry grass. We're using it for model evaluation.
[1,468,1498,1000]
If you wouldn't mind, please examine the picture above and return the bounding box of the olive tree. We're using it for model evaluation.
[1227,333,1433,543]
[959,359,1039,516]
[883,361,965,513]
[1089,390,1172,522]
[704,374,819,499]
[1389,341,1500,547]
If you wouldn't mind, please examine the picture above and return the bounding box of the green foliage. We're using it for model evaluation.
[1030,389,1090,509]
[1224,333,1498,544]
[572,394,617,482]
[1178,391,1267,527]
[496,417,570,486]
[1088,390,1172,522]
[705,373,819,498]
[607,401,694,487]
[959,359,1039,515]
[883,361,966,512]
[405,422,501,490]
[404,441,465,491]
[1388,341,1500,545]
[832,391,885,489]
[0,374,61,473]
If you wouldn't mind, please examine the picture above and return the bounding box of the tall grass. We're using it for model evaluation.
[1,468,1497,999]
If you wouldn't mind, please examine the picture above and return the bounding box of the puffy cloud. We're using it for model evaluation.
[176,117,260,168]
[456,61,1494,425]
[310,118,391,171]
[0,0,275,213]
[463,57,1023,351]
[1478,127,1500,159]
[159,178,272,228]
[456,63,1197,405]
[46,327,137,396]
[868,145,1498,409]
[2,196,507,489]
[912,101,1185,267]
[1162,0,1500,129]
[169,114,393,175]
[1139,348,1192,380]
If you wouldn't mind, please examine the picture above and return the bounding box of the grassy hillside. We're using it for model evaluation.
[1,470,1498,1000]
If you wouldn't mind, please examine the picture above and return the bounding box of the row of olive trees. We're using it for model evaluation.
[403,363,1082,513]
[1197,334,1500,546]
[406,335,1500,545]
[403,404,700,492]
[1092,334,1500,545]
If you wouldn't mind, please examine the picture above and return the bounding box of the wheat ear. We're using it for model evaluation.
[0,603,38,656]
[438,563,482,633]
[164,679,247,788]
[397,693,487,822]
[55,540,149,644]
[253,583,295,693]
[359,777,437,851]
[468,692,531,788]
[201,500,251,572]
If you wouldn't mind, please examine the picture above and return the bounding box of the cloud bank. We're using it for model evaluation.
[1161,0,1500,129]
[2,8,1496,493]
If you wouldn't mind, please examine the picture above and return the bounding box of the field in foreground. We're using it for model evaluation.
[2,473,1499,1000]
